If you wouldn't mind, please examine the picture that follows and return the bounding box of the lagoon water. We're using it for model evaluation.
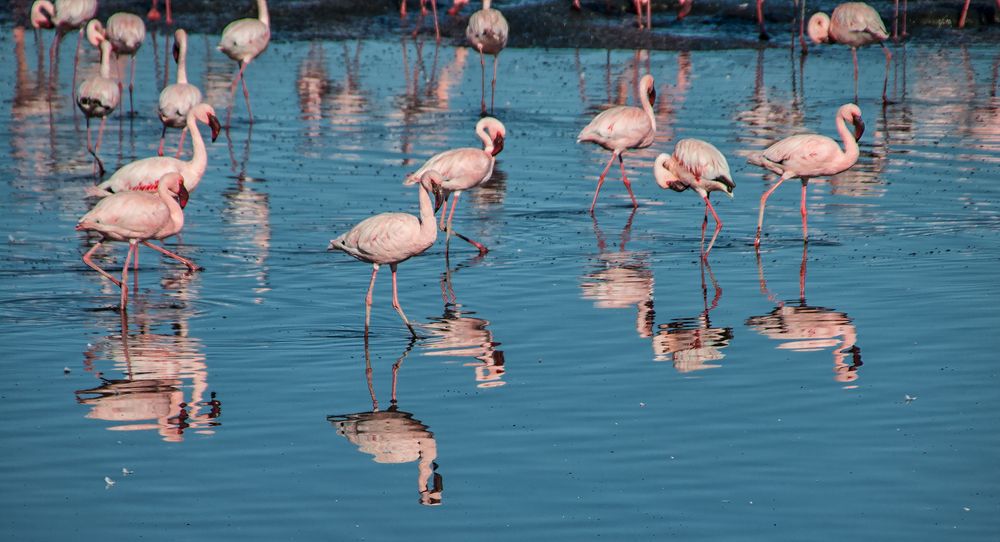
[1,15,999,541]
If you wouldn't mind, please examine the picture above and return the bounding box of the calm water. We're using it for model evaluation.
[2,21,999,540]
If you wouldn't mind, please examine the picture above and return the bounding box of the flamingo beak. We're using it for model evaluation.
[677,1,693,20]
[647,87,656,106]
[433,187,445,213]
[178,180,190,209]
[172,41,180,63]
[208,114,221,142]
[853,116,865,141]
[491,133,505,156]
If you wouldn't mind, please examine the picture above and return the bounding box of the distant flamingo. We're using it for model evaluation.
[893,0,907,38]
[76,172,198,309]
[653,139,735,256]
[218,0,270,124]
[30,0,98,97]
[676,0,769,40]
[808,2,891,102]
[747,103,865,246]
[448,0,469,16]
[634,0,652,29]
[577,73,656,213]
[87,103,221,197]
[87,14,146,114]
[401,0,440,41]
[959,0,1000,28]
[158,29,203,157]
[466,0,508,115]
[147,0,172,25]
[404,117,506,255]
[328,171,446,338]
[77,40,120,176]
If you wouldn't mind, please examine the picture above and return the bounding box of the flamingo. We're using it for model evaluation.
[652,139,735,256]
[466,0,508,115]
[634,0,652,29]
[808,2,891,102]
[77,39,119,176]
[30,0,98,97]
[157,28,202,157]
[147,0,172,25]
[76,172,198,310]
[86,14,146,115]
[959,1,1000,28]
[448,0,469,16]
[218,0,270,124]
[577,73,656,213]
[87,103,221,197]
[403,117,506,255]
[327,171,446,338]
[676,0,769,40]
[401,0,440,41]
[747,103,865,247]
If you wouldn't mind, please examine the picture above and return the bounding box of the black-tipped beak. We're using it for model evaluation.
[433,189,445,213]
[208,114,221,142]
[178,181,190,209]
[853,116,865,141]
[647,87,656,106]
[172,41,180,63]
[491,133,505,157]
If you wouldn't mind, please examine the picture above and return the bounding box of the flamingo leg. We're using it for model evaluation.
[83,242,122,287]
[902,0,908,36]
[893,0,899,40]
[798,0,808,54]
[175,127,188,158]
[129,55,137,115]
[959,0,971,28]
[438,192,450,230]
[241,68,254,123]
[590,151,619,213]
[881,42,892,103]
[618,154,638,208]
[48,30,62,84]
[702,194,723,255]
[71,28,84,101]
[390,263,419,338]
[120,240,136,309]
[852,47,859,102]
[166,0,173,25]
[634,0,643,28]
[432,0,440,42]
[141,240,201,271]
[158,124,167,156]
[478,45,486,114]
[491,53,499,114]
[444,191,460,248]
[755,176,788,247]
[800,179,809,242]
[799,241,808,301]
[228,61,251,123]
[646,0,652,29]
[757,0,769,40]
[401,0,408,17]
[365,263,379,337]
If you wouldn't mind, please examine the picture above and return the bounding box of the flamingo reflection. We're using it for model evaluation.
[296,42,333,148]
[746,245,864,385]
[651,260,733,372]
[328,341,443,506]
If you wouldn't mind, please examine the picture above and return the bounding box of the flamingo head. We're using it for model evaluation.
[161,173,189,208]
[807,12,831,44]
[172,38,180,63]
[677,0,693,21]
[477,116,507,157]
[30,1,55,29]
[653,153,686,192]
[639,74,656,107]
[85,20,106,48]
[418,170,447,213]
[173,29,188,62]
[192,103,222,142]
[840,103,864,141]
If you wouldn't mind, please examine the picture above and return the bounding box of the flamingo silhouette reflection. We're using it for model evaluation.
[652,260,734,372]
[746,245,864,384]
[328,341,443,506]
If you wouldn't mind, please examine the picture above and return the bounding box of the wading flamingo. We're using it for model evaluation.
[747,103,864,247]
[634,0,652,29]
[31,0,98,97]
[577,73,656,213]
[77,40,120,176]
[404,117,505,255]
[808,2,891,102]
[401,0,440,41]
[77,172,198,310]
[466,0,508,114]
[328,171,446,338]
[87,103,221,197]
[158,29,203,156]
[676,0,770,40]
[959,0,1000,28]
[87,14,146,114]
[147,0,172,25]
[218,0,270,124]
[653,139,735,256]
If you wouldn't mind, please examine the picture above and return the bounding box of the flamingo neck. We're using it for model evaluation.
[185,113,208,190]
[641,90,656,133]
[477,123,495,154]
[417,183,438,243]
[99,44,112,78]
[257,0,270,27]
[158,183,185,235]
[176,37,188,84]
[834,112,859,169]
[483,0,492,10]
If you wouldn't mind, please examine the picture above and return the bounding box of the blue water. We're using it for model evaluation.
[1,22,999,541]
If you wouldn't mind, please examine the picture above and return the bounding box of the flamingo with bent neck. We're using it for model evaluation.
[747,103,865,247]
[87,103,221,197]
[31,0,98,98]
[158,29,203,157]
[86,14,146,115]
[808,2,891,103]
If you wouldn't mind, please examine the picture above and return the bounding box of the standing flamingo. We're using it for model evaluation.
[652,139,735,256]
[577,73,656,213]
[77,40,120,176]
[30,0,98,97]
[808,2,891,102]
[87,103,221,197]
[959,0,1000,28]
[158,28,202,157]
[76,172,198,310]
[147,0,172,25]
[218,0,270,124]
[403,117,506,255]
[466,0,508,115]
[448,0,469,15]
[328,171,445,338]
[634,0,652,29]
[676,0,769,40]
[86,14,146,115]
[747,103,865,247]
[401,0,440,41]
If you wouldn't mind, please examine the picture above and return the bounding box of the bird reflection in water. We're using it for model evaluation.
[296,41,332,151]
[420,256,505,388]
[76,303,221,442]
[652,259,734,373]
[11,25,60,181]
[328,341,443,506]
[746,245,864,386]
[580,209,655,339]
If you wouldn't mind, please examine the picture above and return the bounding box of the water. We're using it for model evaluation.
[2,18,999,541]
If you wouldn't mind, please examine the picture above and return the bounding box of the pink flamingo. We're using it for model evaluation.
[158,29,203,157]
[401,0,441,41]
[959,0,1000,28]
[76,172,198,310]
[808,2,891,102]
[403,117,506,255]
[218,0,270,124]
[77,40,120,176]
[652,139,735,256]
[677,0,770,40]
[328,171,446,338]
[86,14,147,115]
[577,73,656,213]
[893,0,907,38]
[634,0,652,29]
[30,0,98,97]
[747,103,865,247]
[87,103,221,197]
[466,0,508,115]
[448,0,470,16]
[147,0,173,25]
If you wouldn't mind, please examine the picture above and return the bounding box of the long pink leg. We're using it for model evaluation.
[48,30,62,84]
[618,154,638,208]
[83,242,122,287]
[702,194,723,255]
[755,176,788,247]
[158,125,167,156]
[401,0,408,17]
[478,45,486,114]
[444,192,488,254]
[646,0,652,29]
[129,55,137,115]
[902,0,908,36]
[634,0,643,28]
[227,61,249,124]
[491,53,499,114]
[852,47,859,102]
[432,0,440,41]
[959,0,971,28]
[133,240,140,291]
[94,118,107,176]
[240,68,254,123]
[756,0,769,40]
[71,28,84,101]
[174,128,188,158]
[799,242,808,301]
[438,192,450,230]
[800,180,809,242]
[365,263,379,337]
[166,0,173,25]
[390,263,418,338]
[893,0,899,39]
[444,192,460,248]
[590,151,619,213]
[881,43,892,103]
[120,241,136,309]
[141,240,201,271]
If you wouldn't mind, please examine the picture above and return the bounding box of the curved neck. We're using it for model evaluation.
[185,114,208,189]
[476,123,494,154]
[99,44,112,78]
[257,0,270,26]
[640,88,656,133]
[176,36,189,84]
[417,183,438,242]
[158,184,185,233]
[483,0,492,10]
[834,113,859,168]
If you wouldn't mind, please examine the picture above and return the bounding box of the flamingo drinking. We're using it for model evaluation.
[218,0,270,124]
[86,14,146,115]
[77,39,119,175]
[466,0,508,115]
[157,28,203,156]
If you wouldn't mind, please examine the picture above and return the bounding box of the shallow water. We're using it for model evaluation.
[2,22,1000,541]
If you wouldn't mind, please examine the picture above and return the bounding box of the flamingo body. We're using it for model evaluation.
[105,13,146,55]
[77,41,119,119]
[158,29,203,155]
[218,0,270,123]
[809,2,891,101]
[466,0,508,113]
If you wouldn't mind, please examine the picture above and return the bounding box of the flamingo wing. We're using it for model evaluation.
[674,139,733,189]
[219,19,270,62]
[334,213,427,264]
[158,83,202,127]
[578,106,652,149]
[97,157,186,193]
[757,134,842,177]
[79,192,168,239]
[410,148,493,190]
[834,3,888,40]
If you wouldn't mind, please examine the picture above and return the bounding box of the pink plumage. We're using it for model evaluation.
[808,2,892,102]
[218,0,271,124]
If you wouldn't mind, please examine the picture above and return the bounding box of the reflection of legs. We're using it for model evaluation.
[755,176,787,247]
[364,263,379,336]
[590,151,618,213]
[702,194,722,255]
[390,263,418,338]
[618,154,638,208]
[800,179,809,242]
[141,240,200,271]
